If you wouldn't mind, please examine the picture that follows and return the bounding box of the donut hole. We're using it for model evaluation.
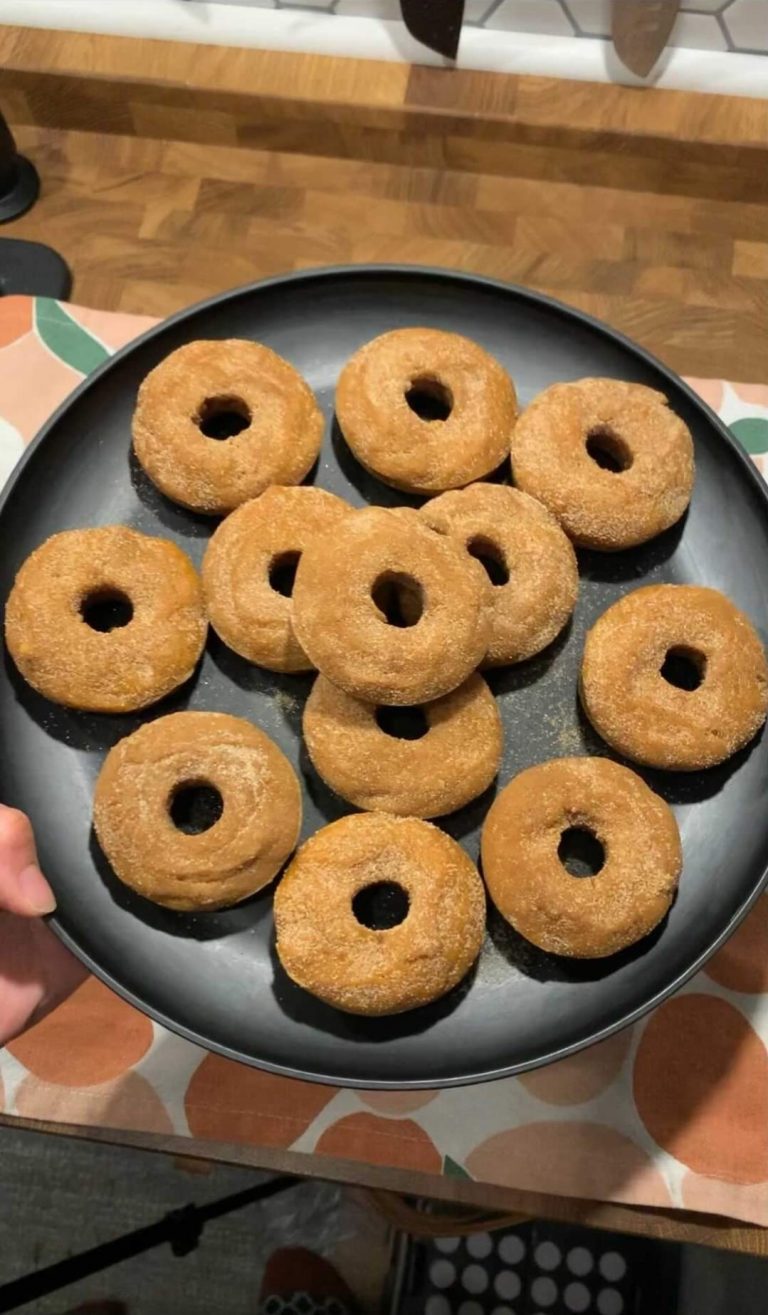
[268,550,301,598]
[586,426,633,474]
[405,376,453,423]
[661,645,707,692]
[352,881,410,931]
[196,395,251,440]
[80,588,134,633]
[467,535,510,587]
[371,571,424,628]
[375,705,429,741]
[558,826,605,878]
[169,781,224,835]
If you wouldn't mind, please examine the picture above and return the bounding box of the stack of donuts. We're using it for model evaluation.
[5,329,768,1018]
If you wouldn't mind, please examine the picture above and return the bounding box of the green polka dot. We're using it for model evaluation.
[730,417,768,455]
[443,1154,472,1178]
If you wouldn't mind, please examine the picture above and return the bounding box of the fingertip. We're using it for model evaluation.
[18,864,57,916]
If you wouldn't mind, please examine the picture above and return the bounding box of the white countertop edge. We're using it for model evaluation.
[4,2,767,100]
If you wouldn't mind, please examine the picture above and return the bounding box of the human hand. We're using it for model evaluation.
[0,805,87,1044]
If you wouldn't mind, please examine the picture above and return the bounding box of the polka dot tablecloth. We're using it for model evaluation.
[2,297,768,1225]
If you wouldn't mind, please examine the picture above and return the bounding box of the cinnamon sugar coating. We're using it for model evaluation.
[93,711,301,911]
[510,378,694,551]
[274,813,485,1014]
[5,526,206,713]
[482,757,682,958]
[133,339,323,514]
[336,327,517,495]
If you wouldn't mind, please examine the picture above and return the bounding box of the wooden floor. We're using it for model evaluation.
[6,105,768,384]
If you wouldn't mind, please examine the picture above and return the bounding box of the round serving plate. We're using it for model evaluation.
[2,266,767,1089]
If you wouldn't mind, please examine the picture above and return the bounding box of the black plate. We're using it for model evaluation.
[2,267,768,1090]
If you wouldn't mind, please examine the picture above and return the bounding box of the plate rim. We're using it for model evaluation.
[3,263,768,1090]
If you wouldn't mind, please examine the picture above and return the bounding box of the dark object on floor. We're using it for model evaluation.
[258,1247,358,1315]
[0,1176,297,1313]
[389,1216,682,1313]
[399,0,465,59]
[0,237,72,298]
[0,109,72,296]
[0,111,39,223]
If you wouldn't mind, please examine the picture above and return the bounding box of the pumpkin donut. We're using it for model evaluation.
[132,339,324,514]
[291,506,491,705]
[510,378,694,550]
[93,711,301,911]
[274,812,486,1015]
[303,672,502,817]
[4,526,206,713]
[482,757,682,958]
[336,327,517,495]
[202,486,352,673]
[421,484,578,665]
[580,584,768,770]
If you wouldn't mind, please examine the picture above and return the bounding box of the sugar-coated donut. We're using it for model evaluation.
[291,506,491,704]
[510,378,694,550]
[274,812,486,1014]
[4,526,206,713]
[482,757,682,958]
[421,484,578,665]
[132,340,324,514]
[202,486,352,673]
[336,327,517,495]
[93,711,301,911]
[580,584,768,770]
[303,672,502,817]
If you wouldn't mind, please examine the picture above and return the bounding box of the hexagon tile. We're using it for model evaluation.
[198,0,767,55]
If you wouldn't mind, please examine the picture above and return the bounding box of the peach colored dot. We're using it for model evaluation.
[315,1112,441,1174]
[681,1171,768,1228]
[465,1122,671,1205]
[685,378,723,412]
[518,1030,631,1106]
[0,333,81,443]
[185,1056,335,1149]
[705,896,768,995]
[359,1091,438,1115]
[65,304,158,353]
[731,382,768,407]
[634,995,768,1183]
[8,977,153,1087]
[0,296,32,349]
[15,1071,173,1135]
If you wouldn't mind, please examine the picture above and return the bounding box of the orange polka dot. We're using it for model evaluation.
[685,378,723,412]
[681,1171,768,1227]
[315,1112,441,1174]
[15,1071,173,1135]
[634,995,768,1183]
[359,1091,438,1115]
[731,382,768,407]
[518,1030,631,1106]
[64,304,157,353]
[465,1122,671,1205]
[705,896,768,995]
[8,977,153,1087]
[0,296,32,349]
[185,1056,335,1149]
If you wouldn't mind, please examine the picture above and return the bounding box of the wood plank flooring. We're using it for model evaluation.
[6,118,766,383]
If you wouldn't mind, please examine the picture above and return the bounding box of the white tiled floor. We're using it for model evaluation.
[485,0,576,38]
[726,0,768,52]
[214,0,767,54]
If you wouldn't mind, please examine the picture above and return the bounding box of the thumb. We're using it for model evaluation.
[0,806,56,916]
